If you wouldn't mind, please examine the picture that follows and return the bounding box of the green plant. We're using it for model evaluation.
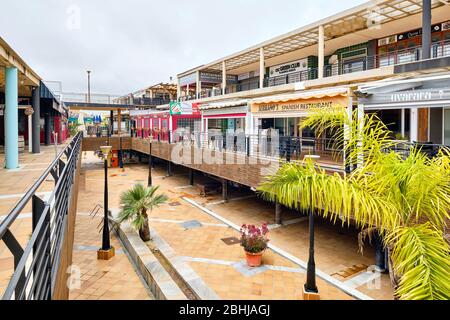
[117,184,168,242]
[258,107,450,300]
[240,224,270,253]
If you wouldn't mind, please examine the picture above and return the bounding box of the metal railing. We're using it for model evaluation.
[179,39,450,101]
[0,132,82,300]
[133,129,343,167]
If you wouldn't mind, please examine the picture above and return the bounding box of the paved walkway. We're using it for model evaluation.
[0,144,68,297]
[68,152,153,300]
[76,152,394,300]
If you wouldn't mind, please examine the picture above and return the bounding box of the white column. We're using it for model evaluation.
[176,79,181,101]
[357,103,364,168]
[401,109,406,138]
[196,71,201,99]
[259,47,265,88]
[186,83,190,99]
[318,25,325,79]
[28,114,32,153]
[410,108,418,142]
[222,61,227,95]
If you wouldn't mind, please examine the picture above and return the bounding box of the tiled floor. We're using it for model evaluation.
[75,152,394,300]
[68,214,153,300]
[0,144,69,297]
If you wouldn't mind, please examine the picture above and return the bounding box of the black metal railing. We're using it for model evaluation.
[179,40,450,101]
[0,132,82,300]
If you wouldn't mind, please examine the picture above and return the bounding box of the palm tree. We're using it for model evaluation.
[258,107,450,300]
[117,184,168,241]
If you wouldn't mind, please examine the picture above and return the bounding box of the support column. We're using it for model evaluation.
[166,161,172,177]
[110,110,114,136]
[422,0,431,60]
[27,113,32,153]
[259,48,265,88]
[222,179,228,202]
[357,103,365,168]
[222,61,227,95]
[44,113,51,146]
[31,86,41,153]
[410,108,419,142]
[196,71,201,99]
[401,109,406,138]
[5,67,19,169]
[318,25,325,79]
[418,108,429,142]
[374,233,386,272]
[189,168,194,186]
[275,201,282,225]
[117,109,122,135]
[177,79,181,101]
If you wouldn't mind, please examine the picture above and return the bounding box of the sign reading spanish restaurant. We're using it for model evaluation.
[251,95,349,114]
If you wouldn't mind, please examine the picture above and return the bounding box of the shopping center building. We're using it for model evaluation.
[0,37,68,169]
[174,0,450,146]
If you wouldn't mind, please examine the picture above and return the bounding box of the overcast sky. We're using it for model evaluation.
[1,0,367,95]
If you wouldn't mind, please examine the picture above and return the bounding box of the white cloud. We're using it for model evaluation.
[0,0,367,95]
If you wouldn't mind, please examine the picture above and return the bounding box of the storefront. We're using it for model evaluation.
[250,88,352,159]
[357,74,450,145]
[200,100,249,134]
[130,102,201,141]
[250,87,352,138]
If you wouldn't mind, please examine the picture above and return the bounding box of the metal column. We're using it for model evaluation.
[31,86,41,153]
[5,67,19,169]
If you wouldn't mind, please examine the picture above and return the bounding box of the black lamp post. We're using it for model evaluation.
[148,139,152,187]
[305,206,318,293]
[97,145,115,260]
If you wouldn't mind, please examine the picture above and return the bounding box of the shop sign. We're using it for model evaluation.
[170,102,201,115]
[397,24,441,41]
[360,89,450,105]
[269,59,308,78]
[442,20,450,31]
[251,96,349,113]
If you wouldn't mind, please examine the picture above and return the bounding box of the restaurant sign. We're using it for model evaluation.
[269,58,308,78]
[251,95,349,114]
[360,89,450,106]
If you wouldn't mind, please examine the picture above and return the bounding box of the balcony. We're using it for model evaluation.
[180,39,450,102]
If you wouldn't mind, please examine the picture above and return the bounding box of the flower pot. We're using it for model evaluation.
[245,251,264,267]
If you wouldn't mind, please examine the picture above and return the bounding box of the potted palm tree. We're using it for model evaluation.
[117,184,168,242]
[240,224,269,267]
[258,108,450,300]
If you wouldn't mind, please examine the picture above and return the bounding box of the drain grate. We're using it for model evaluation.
[221,237,241,246]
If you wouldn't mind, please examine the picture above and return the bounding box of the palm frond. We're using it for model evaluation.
[117,184,168,230]
[386,224,450,300]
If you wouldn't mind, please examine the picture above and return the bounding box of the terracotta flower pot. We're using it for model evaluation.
[245,251,264,267]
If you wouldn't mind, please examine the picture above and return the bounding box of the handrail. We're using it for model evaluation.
[0,131,83,300]
[0,133,82,239]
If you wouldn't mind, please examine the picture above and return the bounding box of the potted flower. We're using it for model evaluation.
[240,224,269,267]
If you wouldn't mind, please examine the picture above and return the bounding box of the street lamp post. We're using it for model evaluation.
[148,139,152,187]
[303,205,320,300]
[87,70,91,104]
[97,145,115,260]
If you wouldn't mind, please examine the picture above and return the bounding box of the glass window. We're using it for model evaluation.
[444,109,450,146]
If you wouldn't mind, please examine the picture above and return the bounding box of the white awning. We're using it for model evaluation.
[129,109,168,116]
[200,99,249,110]
[251,87,349,105]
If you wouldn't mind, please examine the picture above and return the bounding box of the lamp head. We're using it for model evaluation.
[99,145,112,158]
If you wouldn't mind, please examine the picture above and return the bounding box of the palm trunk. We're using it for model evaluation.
[139,209,151,242]
[387,246,401,300]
